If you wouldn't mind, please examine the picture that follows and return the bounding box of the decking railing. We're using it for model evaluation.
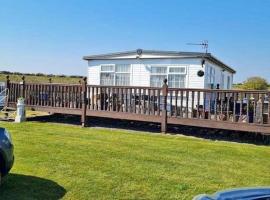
[4,76,270,134]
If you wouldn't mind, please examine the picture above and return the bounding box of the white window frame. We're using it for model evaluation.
[150,65,187,88]
[100,64,131,86]
[150,66,167,87]
[100,64,114,73]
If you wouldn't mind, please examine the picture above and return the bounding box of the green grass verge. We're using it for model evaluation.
[0,121,269,199]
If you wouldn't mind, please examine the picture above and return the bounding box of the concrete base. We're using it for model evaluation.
[15,116,25,123]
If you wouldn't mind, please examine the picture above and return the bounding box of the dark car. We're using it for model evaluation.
[0,127,14,184]
[193,187,270,200]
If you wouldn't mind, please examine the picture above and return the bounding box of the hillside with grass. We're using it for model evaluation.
[0,121,270,199]
[0,71,82,84]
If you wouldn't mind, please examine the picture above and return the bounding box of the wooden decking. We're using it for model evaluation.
[4,76,270,134]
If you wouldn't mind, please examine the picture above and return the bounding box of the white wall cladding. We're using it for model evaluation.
[88,65,100,85]
[87,58,232,89]
[187,64,205,89]
[131,64,149,86]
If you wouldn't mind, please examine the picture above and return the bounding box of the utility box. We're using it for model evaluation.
[15,98,26,123]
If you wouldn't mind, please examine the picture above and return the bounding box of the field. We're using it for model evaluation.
[0,73,81,84]
[0,121,269,199]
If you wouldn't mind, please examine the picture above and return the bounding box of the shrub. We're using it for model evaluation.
[242,77,269,90]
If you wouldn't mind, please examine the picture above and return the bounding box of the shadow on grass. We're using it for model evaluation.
[0,173,66,200]
[28,113,161,133]
[28,114,270,145]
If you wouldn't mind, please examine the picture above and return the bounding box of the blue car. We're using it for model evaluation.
[0,127,14,184]
[193,187,270,200]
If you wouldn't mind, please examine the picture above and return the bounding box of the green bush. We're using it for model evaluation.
[241,77,269,90]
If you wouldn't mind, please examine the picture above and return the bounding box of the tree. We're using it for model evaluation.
[242,77,269,90]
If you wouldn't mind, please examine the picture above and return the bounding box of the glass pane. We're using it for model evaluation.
[100,73,114,85]
[210,67,215,84]
[221,73,224,89]
[115,64,130,73]
[227,76,231,89]
[115,74,130,86]
[169,67,185,73]
[101,65,114,72]
[151,66,167,74]
[150,75,167,87]
[168,74,186,88]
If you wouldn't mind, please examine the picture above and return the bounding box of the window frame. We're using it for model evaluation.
[150,65,187,88]
[100,64,131,86]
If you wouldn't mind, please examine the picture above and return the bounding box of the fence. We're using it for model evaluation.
[4,76,270,134]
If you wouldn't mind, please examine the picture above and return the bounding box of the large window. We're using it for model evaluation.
[206,66,216,89]
[168,74,186,88]
[100,64,130,86]
[220,72,225,89]
[150,66,186,88]
[100,65,114,85]
[227,76,231,89]
[150,66,167,87]
[210,67,215,85]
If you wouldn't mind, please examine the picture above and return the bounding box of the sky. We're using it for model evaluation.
[0,0,270,83]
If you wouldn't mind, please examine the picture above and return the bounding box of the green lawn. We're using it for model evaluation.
[0,122,270,200]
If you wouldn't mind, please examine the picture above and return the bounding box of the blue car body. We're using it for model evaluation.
[193,187,270,200]
[0,127,14,177]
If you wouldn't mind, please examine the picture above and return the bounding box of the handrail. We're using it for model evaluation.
[9,82,270,93]
[168,88,270,93]
[0,88,9,108]
[10,82,81,87]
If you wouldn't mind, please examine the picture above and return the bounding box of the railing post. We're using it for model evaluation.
[5,75,10,107]
[81,77,87,127]
[161,79,168,133]
[20,76,25,98]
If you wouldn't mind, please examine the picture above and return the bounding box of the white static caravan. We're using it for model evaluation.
[83,49,236,90]
[83,49,236,114]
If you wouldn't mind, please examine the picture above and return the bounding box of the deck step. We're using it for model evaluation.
[0,110,16,114]
[0,111,12,114]
[1,107,16,111]
[0,105,16,121]
[0,117,14,121]
[4,108,16,111]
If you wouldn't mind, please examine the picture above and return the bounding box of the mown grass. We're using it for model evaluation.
[0,121,269,199]
[0,74,81,84]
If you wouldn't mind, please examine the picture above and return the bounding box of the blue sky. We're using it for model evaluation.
[0,0,270,83]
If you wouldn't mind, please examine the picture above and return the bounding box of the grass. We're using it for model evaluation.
[0,121,270,199]
[0,73,81,84]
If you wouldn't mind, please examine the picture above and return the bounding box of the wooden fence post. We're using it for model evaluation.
[161,79,168,133]
[81,77,87,127]
[5,75,10,107]
[20,76,25,98]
